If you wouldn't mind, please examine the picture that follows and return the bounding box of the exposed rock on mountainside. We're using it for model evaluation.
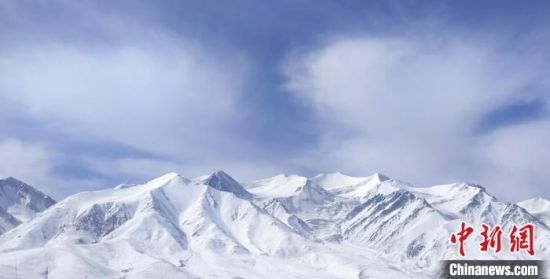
[0,172,547,278]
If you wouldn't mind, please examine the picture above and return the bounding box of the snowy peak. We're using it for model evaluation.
[0,177,56,234]
[519,197,550,212]
[367,172,391,184]
[407,182,491,218]
[312,172,397,199]
[0,171,307,258]
[310,172,390,189]
[246,172,392,200]
[310,172,369,187]
[0,177,55,214]
[518,198,550,226]
[245,174,307,198]
[407,182,546,230]
[0,177,55,234]
[144,172,185,188]
[202,170,252,199]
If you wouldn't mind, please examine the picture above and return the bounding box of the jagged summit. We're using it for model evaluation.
[202,170,253,199]
[1,176,53,196]
[0,177,55,216]
[0,177,55,234]
[371,172,390,182]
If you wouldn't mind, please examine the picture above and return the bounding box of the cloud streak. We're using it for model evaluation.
[0,3,265,195]
[284,35,549,201]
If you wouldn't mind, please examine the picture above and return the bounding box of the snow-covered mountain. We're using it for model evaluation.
[0,177,56,234]
[518,198,550,226]
[407,182,548,231]
[0,172,547,278]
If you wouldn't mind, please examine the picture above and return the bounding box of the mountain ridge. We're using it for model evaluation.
[0,172,547,278]
[0,177,55,234]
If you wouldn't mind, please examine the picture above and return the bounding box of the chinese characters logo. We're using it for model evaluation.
[450,222,535,257]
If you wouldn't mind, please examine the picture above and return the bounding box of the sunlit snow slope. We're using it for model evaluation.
[0,172,547,279]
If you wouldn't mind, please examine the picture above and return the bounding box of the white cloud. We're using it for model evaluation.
[0,40,249,159]
[0,139,55,184]
[82,156,184,183]
[0,139,100,199]
[285,36,548,201]
[0,9,270,191]
[479,120,550,199]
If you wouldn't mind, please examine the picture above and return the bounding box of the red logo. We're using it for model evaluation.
[450,222,535,257]
[509,224,535,256]
[450,222,474,257]
[480,224,502,253]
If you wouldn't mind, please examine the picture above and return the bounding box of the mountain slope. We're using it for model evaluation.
[1,172,376,278]
[518,198,550,226]
[408,183,548,232]
[0,177,55,234]
[0,172,547,278]
[248,173,550,270]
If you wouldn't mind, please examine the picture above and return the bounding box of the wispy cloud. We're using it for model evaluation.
[0,2,263,195]
[0,138,104,199]
[1,1,549,201]
[0,139,56,186]
[284,35,550,201]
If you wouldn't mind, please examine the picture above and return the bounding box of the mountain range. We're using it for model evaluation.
[0,172,548,278]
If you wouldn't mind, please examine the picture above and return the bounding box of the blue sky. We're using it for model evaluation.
[1,0,549,201]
